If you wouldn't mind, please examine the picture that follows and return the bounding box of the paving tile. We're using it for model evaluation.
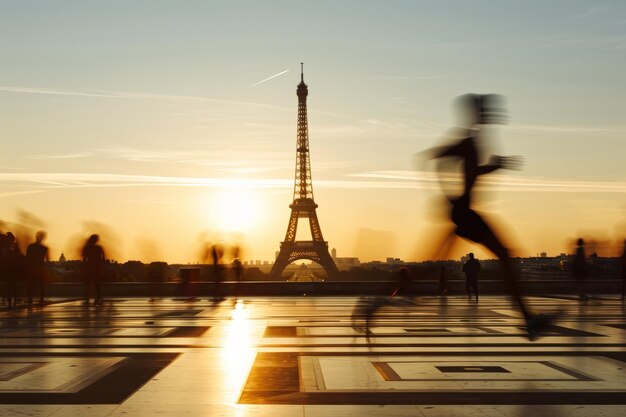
[305,405,423,416]
[418,405,505,417]
[50,405,118,416]
[0,405,61,416]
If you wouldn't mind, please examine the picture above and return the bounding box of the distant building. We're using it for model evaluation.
[386,257,404,265]
[329,248,360,271]
[540,252,547,258]
[59,252,66,263]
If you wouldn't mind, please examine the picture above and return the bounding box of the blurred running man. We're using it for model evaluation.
[422,93,556,340]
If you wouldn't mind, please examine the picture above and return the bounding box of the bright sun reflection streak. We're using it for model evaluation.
[220,300,256,402]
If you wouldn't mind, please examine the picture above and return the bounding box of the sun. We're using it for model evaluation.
[213,188,258,232]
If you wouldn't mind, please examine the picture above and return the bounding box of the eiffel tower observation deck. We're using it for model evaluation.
[269,64,338,280]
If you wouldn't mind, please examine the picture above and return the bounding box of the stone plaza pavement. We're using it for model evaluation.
[0,295,625,416]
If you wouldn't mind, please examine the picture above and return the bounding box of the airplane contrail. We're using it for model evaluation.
[251,69,290,87]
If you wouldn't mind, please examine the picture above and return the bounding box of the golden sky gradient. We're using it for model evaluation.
[1,1,625,263]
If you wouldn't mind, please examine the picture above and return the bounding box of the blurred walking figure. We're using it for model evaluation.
[622,240,626,300]
[352,267,416,339]
[211,244,225,302]
[231,245,244,304]
[232,245,243,283]
[82,234,105,306]
[148,262,167,302]
[0,231,9,306]
[26,231,49,306]
[422,93,554,340]
[438,266,448,296]
[463,253,481,302]
[572,238,588,301]
[391,267,412,297]
[3,233,24,309]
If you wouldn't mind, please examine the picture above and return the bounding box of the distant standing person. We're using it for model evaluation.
[26,231,49,306]
[463,253,481,302]
[572,238,588,301]
[82,234,106,306]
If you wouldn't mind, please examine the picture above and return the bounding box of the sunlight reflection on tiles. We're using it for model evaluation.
[219,300,257,401]
[109,404,304,417]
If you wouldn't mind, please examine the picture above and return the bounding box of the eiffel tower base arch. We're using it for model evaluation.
[269,241,339,280]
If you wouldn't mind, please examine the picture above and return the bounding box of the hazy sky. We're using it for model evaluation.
[1,1,625,263]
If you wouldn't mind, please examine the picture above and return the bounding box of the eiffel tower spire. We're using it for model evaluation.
[269,64,338,280]
[294,62,314,202]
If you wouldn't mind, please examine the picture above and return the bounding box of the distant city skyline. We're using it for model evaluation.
[1,1,626,263]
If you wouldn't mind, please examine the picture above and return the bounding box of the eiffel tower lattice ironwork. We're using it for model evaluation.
[269,64,338,279]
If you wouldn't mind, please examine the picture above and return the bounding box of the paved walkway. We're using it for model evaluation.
[0,295,625,416]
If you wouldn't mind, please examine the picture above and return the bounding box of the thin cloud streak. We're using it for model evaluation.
[0,86,120,98]
[509,123,626,134]
[348,171,626,193]
[251,69,290,87]
[0,172,291,190]
[26,152,93,160]
[88,146,292,170]
[0,86,292,112]
[360,75,447,80]
[0,171,625,194]
[0,190,45,198]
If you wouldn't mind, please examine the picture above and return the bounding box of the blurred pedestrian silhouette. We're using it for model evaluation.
[438,266,448,296]
[211,244,225,302]
[421,93,555,340]
[232,245,243,283]
[81,234,106,306]
[572,238,589,301]
[0,230,8,306]
[3,233,24,309]
[231,245,243,303]
[352,267,416,339]
[622,240,626,300]
[148,262,167,302]
[463,253,481,302]
[26,231,49,306]
[391,267,412,296]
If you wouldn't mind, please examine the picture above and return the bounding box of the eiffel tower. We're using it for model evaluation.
[269,64,338,280]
